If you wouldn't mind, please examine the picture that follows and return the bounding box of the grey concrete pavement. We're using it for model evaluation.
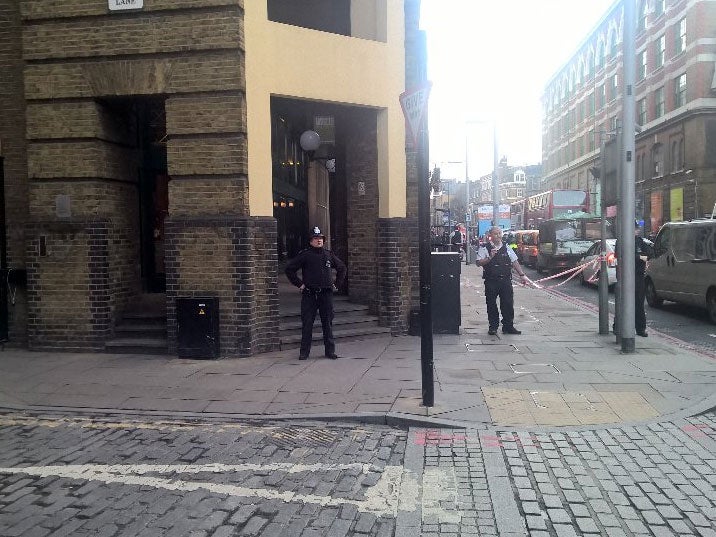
[1,263,715,428]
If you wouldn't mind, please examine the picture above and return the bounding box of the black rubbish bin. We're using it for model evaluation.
[176,297,220,359]
[431,252,461,334]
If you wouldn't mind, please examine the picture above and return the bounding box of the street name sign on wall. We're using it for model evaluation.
[109,0,143,11]
[399,82,432,144]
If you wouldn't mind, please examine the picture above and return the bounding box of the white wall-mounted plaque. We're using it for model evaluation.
[109,0,143,11]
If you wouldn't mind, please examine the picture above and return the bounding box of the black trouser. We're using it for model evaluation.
[613,273,647,333]
[300,288,335,357]
[484,277,514,330]
[635,272,646,333]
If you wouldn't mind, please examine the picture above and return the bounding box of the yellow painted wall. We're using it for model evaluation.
[245,1,407,218]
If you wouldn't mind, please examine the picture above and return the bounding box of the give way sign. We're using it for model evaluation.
[399,82,432,144]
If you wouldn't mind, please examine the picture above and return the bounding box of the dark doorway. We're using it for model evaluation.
[134,99,168,293]
[98,97,168,294]
[0,158,7,342]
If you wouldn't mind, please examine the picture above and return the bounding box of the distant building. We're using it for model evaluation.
[542,0,716,233]
[477,159,543,204]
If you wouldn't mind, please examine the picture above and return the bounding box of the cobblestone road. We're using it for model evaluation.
[0,414,408,536]
[407,413,716,536]
[1,412,715,536]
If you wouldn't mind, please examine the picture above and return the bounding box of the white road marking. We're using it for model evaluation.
[0,463,424,517]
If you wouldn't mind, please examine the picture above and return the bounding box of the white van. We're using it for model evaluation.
[645,220,716,324]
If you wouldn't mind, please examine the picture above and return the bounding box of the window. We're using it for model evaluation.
[637,98,647,125]
[596,43,604,70]
[638,50,647,80]
[675,18,686,55]
[589,129,595,151]
[638,0,648,32]
[584,56,591,80]
[588,92,595,115]
[598,85,606,109]
[636,154,642,180]
[674,73,686,108]
[654,0,665,17]
[610,74,619,101]
[655,86,665,118]
[610,33,618,59]
[671,141,681,172]
[655,35,665,69]
[610,116,618,132]
[652,143,663,177]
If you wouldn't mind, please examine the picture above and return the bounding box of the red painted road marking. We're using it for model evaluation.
[414,430,466,446]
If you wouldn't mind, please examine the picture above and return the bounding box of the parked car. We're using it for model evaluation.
[515,229,539,267]
[645,220,716,324]
[578,239,617,287]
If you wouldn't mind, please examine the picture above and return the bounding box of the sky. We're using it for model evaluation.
[420,0,616,182]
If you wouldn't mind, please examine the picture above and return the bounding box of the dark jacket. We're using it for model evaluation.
[285,246,347,290]
[482,243,513,280]
[616,236,654,275]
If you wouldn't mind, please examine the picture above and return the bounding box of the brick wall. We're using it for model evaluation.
[20,1,250,351]
[25,221,112,351]
[165,217,278,357]
[345,110,379,310]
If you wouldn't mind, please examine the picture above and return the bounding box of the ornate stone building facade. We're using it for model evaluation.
[542,0,716,232]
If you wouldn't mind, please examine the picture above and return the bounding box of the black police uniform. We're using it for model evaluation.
[614,235,654,335]
[285,240,346,359]
[482,243,516,332]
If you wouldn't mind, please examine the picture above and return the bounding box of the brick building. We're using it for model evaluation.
[542,0,716,233]
[0,0,424,355]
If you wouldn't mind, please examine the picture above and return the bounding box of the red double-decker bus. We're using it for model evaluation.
[524,189,589,229]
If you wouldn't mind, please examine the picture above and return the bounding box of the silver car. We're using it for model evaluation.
[579,239,617,287]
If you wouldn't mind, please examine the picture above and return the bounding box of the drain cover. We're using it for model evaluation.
[268,427,337,448]
[466,343,518,352]
[509,363,561,374]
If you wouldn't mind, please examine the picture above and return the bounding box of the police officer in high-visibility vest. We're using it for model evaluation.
[476,226,529,335]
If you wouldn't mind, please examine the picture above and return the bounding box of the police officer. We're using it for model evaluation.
[476,226,529,335]
[285,226,347,360]
[614,221,654,337]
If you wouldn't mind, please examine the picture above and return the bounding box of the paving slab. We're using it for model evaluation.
[1,264,715,429]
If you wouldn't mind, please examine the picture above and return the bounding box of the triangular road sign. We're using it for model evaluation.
[399,82,432,144]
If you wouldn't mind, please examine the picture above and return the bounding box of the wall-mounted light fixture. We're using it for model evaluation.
[300,130,336,173]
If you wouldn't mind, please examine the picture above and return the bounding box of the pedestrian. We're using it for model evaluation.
[475,226,529,335]
[285,226,347,360]
[614,221,654,337]
[450,225,463,253]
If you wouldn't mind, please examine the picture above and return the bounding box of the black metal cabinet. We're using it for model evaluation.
[431,252,461,334]
[176,297,220,359]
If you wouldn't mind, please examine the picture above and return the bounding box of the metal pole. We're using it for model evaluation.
[416,34,434,407]
[598,143,609,335]
[492,122,499,227]
[465,133,471,264]
[620,0,637,353]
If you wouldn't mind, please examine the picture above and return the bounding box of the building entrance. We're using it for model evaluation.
[102,98,169,293]
[0,158,7,342]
